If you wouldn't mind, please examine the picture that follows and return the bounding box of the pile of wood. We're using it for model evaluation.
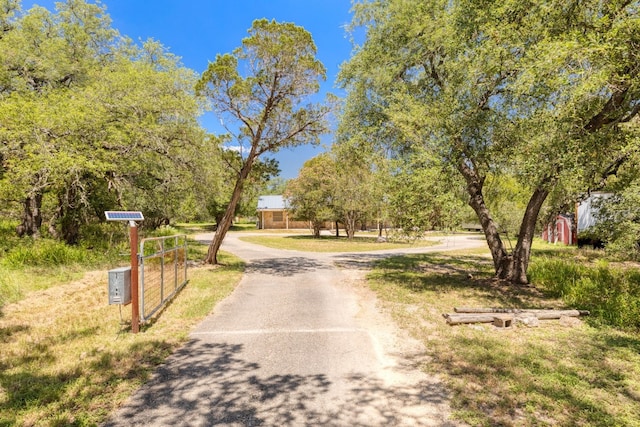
[443,307,590,327]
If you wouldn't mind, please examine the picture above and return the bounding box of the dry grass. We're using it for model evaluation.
[0,244,243,426]
[367,247,640,427]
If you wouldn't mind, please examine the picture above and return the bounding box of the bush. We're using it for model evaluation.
[80,222,129,252]
[2,239,94,268]
[0,219,20,255]
[144,225,181,238]
[529,257,640,329]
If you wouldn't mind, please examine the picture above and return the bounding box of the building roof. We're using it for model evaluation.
[256,195,289,210]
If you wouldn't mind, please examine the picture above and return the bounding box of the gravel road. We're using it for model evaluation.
[103,233,484,426]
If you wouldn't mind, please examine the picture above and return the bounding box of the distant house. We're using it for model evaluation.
[256,195,311,230]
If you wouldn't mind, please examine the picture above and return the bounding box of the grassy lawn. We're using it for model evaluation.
[367,243,640,426]
[174,222,258,234]
[238,233,440,252]
[3,224,638,426]
[0,240,243,426]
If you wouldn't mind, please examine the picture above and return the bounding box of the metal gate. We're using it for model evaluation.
[139,234,188,322]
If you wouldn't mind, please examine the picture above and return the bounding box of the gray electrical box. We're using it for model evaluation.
[108,266,131,305]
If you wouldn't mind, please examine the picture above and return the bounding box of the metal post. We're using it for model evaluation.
[160,239,165,298]
[174,236,179,291]
[130,221,140,333]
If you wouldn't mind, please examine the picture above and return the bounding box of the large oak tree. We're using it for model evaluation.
[340,0,640,284]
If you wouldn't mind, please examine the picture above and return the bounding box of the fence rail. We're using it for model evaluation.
[139,234,188,322]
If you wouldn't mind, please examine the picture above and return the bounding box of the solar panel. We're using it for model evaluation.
[105,211,144,221]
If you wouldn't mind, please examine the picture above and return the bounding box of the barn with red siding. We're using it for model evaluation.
[542,214,576,245]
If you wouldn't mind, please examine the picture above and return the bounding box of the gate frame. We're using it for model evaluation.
[139,234,188,323]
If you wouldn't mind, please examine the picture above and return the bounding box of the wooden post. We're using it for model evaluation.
[130,221,140,334]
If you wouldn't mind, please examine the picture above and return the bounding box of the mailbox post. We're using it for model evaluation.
[105,211,144,333]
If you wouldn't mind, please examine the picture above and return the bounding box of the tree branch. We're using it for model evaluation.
[584,84,630,132]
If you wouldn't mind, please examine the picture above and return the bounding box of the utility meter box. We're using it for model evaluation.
[108,266,131,305]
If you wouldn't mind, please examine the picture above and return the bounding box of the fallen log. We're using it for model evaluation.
[454,307,552,314]
[453,307,590,316]
[445,313,513,325]
[445,309,588,326]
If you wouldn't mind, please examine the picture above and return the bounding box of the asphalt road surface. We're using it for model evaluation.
[104,233,484,426]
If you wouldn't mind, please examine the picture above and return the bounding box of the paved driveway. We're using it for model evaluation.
[104,233,483,426]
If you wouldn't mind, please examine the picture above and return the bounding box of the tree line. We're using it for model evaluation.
[2,0,639,286]
[0,0,278,246]
[284,145,471,240]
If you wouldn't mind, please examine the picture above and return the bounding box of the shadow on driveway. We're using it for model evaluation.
[244,257,329,276]
[332,253,393,270]
[103,338,455,426]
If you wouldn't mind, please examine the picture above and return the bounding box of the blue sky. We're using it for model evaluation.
[22,0,355,179]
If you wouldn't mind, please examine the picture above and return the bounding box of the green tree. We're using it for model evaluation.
[483,173,531,243]
[196,19,332,264]
[262,176,289,196]
[0,0,118,240]
[0,1,205,243]
[341,0,640,284]
[285,153,335,238]
[386,150,468,241]
[592,154,640,259]
[330,142,380,239]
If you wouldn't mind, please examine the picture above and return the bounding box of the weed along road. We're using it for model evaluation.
[104,233,483,426]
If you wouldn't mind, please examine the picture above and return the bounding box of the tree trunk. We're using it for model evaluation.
[344,211,357,239]
[457,161,510,275]
[312,220,321,238]
[204,155,256,265]
[56,184,84,245]
[61,213,81,245]
[500,187,549,284]
[16,193,43,238]
[458,158,551,284]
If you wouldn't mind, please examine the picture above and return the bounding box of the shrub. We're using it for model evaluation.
[80,222,129,252]
[145,225,180,238]
[529,257,640,329]
[0,219,20,255]
[2,239,93,268]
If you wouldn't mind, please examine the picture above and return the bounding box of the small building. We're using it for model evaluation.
[256,195,310,230]
[541,193,612,246]
[576,192,611,233]
[542,214,576,245]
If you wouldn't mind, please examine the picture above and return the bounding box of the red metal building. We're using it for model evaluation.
[542,214,576,245]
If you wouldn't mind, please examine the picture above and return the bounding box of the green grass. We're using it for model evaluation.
[2,239,97,268]
[4,221,638,426]
[230,223,258,232]
[0,240,129,310]
[0,240,244,426]
[173,222,258,234]
[366,245,640,426]
[529,258,640,329]
[238,234,439,252]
